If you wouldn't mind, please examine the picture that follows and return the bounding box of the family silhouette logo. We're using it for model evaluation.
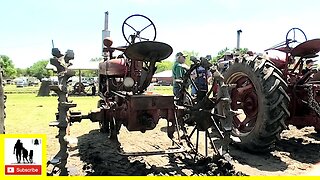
[4,138,43,175]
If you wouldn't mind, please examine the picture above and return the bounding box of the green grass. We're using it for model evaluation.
[5,94,100,134]
[153,86,173,95]
[4,84,39,93]
[4,85,173,135]
[3,85,174,160]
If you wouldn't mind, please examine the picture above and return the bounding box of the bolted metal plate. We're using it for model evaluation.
[124,41,173,62]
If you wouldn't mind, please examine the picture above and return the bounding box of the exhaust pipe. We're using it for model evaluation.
[102,11,111,56]
[237,29,242,50]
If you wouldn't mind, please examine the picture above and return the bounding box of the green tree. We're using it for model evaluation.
[183,50,199,66]
[235,47,248,55]
[75,70,98,77]
[211,47,229,63]
[0,55,17,78]
[211,47,248,63]
[16,68,28,77]
[155,60,173,73]
[28,60,53,80]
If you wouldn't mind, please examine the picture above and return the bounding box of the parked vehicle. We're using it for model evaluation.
[16,78,29,87]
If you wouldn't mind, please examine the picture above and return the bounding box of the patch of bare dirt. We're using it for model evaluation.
[48,121,320,176]
[230,125,320,176]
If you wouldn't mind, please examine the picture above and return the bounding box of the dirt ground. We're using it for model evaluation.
[46,120,320,176]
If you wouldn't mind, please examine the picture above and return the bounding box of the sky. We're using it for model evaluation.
[1,0,320,68]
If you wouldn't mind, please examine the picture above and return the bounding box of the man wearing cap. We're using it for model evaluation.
[218,50,233,72]
[172,52,188,97]
[302,59,316,75]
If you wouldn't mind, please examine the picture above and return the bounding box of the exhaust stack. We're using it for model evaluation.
[102,11,111,56]
[237,29,242,50]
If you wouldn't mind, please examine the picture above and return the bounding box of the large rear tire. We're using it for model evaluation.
[222,57,290,152]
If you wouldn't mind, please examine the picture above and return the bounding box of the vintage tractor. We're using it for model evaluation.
[221,28,320,152]
[65,14,234,160]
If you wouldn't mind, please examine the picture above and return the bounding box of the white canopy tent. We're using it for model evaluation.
[46,59,99,71]
[46,59,100,84]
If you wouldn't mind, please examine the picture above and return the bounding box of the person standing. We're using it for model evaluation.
[172,52,188,97]
[13,139,23,163]
[302,59,316,75]
[191,65,212,100]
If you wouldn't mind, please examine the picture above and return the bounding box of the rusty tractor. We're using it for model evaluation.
[221,28,320,152]
[63,13,235,162]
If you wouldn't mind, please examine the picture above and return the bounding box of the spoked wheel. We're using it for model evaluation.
[177,94,223,160]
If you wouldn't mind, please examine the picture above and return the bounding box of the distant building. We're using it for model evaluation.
[153,70,172,86]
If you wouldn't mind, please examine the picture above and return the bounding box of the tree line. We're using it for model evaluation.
[0,55,98,80]
[0,48,247,79]
[0,55,54,80]
[155,48,248,73]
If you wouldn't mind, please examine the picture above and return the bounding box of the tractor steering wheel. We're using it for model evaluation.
[122,14,157,44]
[286,28,307,49]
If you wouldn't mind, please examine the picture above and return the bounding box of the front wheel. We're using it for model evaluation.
[221,57,290,152]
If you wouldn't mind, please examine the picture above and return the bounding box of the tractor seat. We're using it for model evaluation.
[269,57,286,69]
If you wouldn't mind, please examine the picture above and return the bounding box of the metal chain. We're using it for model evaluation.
[307,85,320,116]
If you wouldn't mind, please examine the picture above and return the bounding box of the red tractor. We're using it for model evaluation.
[69,14,234,159]
[221,28,320,152]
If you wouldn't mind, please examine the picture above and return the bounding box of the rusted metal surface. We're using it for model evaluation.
[286,84,320,131]
[124,41,173,62]
[66,14,235,165]
[99,58,127,77]
[47,48,76,176]
[291,39,320,57]
[69,14,180,156]
[268,28,320,133]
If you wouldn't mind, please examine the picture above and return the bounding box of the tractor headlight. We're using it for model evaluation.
[123,77,134,88]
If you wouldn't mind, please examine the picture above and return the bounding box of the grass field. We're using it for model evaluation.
[5,94,100,134]
[152,85,173,95]
[3,84,173,159]
[3,84,173,135]
[4,84,40,94]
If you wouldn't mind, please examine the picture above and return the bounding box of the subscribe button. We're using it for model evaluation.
[5,165,42,175]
